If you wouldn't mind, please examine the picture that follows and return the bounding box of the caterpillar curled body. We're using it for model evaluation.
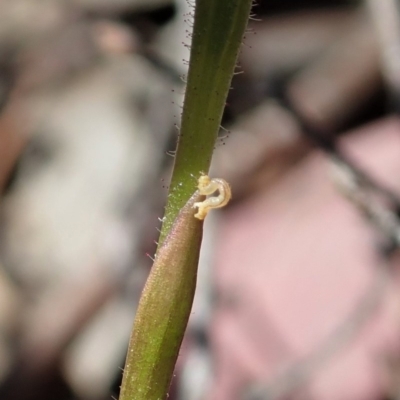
[193,174,231,220]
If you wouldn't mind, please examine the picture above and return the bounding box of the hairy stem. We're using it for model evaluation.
[119,1,252,399]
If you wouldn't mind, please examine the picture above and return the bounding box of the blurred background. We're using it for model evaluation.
[1,0,400,399]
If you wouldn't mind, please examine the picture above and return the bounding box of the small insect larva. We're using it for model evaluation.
[193,174,232,220]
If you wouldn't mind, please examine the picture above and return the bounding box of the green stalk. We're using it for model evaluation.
[119,1,252,399]
[119,193,203,400]
[159,0,253,244]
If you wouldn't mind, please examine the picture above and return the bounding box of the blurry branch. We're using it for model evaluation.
[331,157,400,250]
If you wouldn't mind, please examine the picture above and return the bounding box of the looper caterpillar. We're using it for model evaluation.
[193,174,232,220]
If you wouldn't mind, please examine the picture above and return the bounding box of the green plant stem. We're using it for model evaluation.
[159,0,253,245]
[119,193,203,400]
[119,1,252,399]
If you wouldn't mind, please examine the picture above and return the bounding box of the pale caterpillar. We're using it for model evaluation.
[193,174,231,220]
